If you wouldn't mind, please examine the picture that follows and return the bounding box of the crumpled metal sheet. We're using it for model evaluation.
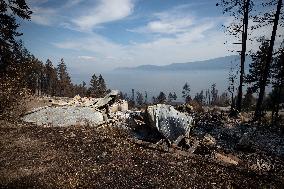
[146,104,193,141]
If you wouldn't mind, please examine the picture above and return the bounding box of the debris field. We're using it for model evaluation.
[1,90,284,188]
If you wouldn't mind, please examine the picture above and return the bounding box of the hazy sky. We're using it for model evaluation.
[21,0,283,76]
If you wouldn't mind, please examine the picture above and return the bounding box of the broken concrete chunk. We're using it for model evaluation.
[47,90,122,113]
[146,104,193,141]
[52,100,68,106]
[203,134,216,146]
[188,140,200,154]
[94,90,119,109]
[109,100,128,113]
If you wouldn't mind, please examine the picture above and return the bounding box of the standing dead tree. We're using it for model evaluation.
[254,0,283,120]
[228,65,237,113]
[217,0,253,113]
[270,47,284,122]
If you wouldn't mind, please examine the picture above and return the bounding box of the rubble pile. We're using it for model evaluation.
[23,90,124,127]
[68,95,99,107]
[23,91,194,143]
[109,111,144,128]
[109,100,128,113]
[92,90,119,109]
[49,91,123,108]
[23,91,284,163]
[192,111,284,158]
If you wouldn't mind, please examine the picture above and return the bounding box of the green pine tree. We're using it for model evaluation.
[57,58,72,97]
[157,91,167,104]
[182,82,191,103]
[89,73,98,97]
[136,91,144,106]
[45,59,58,96]
[245,40,270,93]
[270,47,284,121]
[97,74,107,97]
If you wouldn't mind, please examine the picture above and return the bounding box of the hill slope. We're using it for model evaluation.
[116,55,252,71]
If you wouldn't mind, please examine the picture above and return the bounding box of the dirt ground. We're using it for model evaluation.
[0,119,283,189]
[24,96,51,112]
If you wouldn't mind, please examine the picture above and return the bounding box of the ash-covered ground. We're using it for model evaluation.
[1,92,284,188]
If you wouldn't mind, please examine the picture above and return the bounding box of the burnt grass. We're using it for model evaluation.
[0,120,283,189]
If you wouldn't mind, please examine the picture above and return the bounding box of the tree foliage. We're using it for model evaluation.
[0,0,111,118]
[242,89,256,111]
[168,92,177,103]
[155,92,167,104]
[194,90,205,105]
[57,58,72,97]
[270,46,284,121]
[136,91,144,106]
[89,73,98,97]
[0,0,32,118]
[246,40,270,93]
[88,73,108,98]
[0,0,32,74]
[44,59,58,96]
[254,0,283,120]
[217,0,253,112]
[97,74,107,97]
[182,82,191,103]
[210,83,218,105]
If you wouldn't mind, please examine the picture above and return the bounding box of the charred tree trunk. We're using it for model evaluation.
[236,0,250,112]
[254,0,282,120]
[275,87,281,119]
[274,85,282,122]
[231,94,235,111]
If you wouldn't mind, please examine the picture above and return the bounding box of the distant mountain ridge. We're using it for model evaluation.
[116,55,252,71]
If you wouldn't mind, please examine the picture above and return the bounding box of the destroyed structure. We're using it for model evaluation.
[23,90,284,168]
[24,90,128,127]
[23,90,194,142]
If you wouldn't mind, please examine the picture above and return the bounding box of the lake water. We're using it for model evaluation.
[103,70,232,101]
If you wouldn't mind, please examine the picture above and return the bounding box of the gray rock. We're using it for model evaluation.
[146,104,193,141]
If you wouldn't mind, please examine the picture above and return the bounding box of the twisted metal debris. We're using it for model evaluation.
[146,104,194,141]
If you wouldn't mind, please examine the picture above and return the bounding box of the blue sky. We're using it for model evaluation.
[21,0,282,81]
